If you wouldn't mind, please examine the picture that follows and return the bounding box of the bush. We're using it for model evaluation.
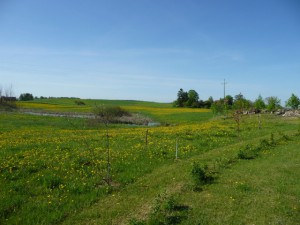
[258,133,276,148]
[259,138,271,149]
[238,144,259,160]
[147,193,189,225]
[74,100,85,105]
[191,163,214,191]
[278,132,290,143]
[93,106,130,118]
[91,106,132,126]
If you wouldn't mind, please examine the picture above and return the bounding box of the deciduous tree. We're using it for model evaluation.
[266,96,281,112]
[254,94,266,111]
[19,93,34,101]
[286,93,300,109]
[187,89,199,107]
[233,93,252,111]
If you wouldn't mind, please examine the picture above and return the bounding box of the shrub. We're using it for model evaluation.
[258,133,277,149]
[93,106,130,119]
[147,193,189,225]
[259,138,271,149]
[191,163,214,191]
[74,100,85,105]
[278,132,290,142]
[238,144,259,160]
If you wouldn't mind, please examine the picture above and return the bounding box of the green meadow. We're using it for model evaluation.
[1,99,299,224]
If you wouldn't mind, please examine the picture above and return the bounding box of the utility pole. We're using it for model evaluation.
[222,79,227,101]
[222,79,228,118]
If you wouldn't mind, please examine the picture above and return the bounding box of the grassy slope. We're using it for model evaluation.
[2,99,300,224]
[181,137,300,225]
[63,131,300,225]
[45,98,299,225]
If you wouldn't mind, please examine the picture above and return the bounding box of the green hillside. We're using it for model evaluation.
[1,99,299,224]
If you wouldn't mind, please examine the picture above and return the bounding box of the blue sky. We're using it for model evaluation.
[0,0,299,103]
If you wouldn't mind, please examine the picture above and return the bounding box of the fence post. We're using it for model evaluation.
[175,137,178,160]
[258,114,262,129]
[145,129,148,147]
[105,124,111,186]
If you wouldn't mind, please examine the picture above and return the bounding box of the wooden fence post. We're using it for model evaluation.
[175,137,178,160]
[145,129,148,147]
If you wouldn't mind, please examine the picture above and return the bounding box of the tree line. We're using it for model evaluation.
[174,88,300,114]
[173,88,214,108]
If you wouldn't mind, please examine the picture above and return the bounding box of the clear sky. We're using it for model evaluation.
[0,0,299,103]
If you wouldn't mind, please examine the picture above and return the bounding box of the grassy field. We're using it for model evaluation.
[1,99,300,224]
[17,98,211,124]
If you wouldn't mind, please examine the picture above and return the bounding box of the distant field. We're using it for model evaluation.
[1,99,300,224]
[17,98,212,124]
[17,98,172,110]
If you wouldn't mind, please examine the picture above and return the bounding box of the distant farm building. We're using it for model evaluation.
[0,96,17,102]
